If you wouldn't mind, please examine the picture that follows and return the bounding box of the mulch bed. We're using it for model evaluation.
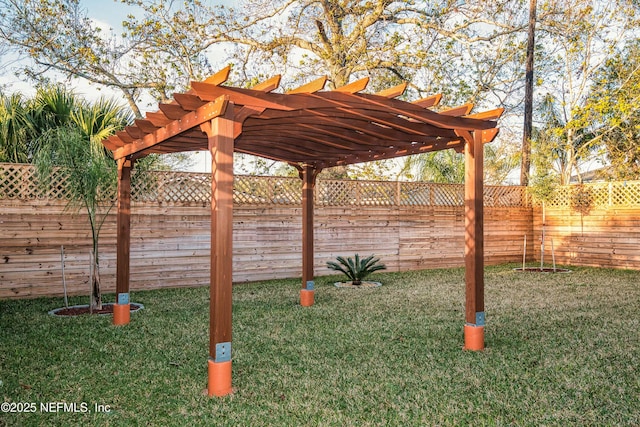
[49,303,143,317]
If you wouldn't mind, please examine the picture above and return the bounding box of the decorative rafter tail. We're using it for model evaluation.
[145,111,172,127]
[203,65,232,86]
[412,94,443,108]
[375,82,408,98]
[286,76,328,94]
[334,77,369,93]
[439,103,474,117]
[251,75,281,92]
[173,93,207,111]
[465,107,505,121]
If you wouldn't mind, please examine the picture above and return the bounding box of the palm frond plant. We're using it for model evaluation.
[326,254,386,286]
[32,93,131,311]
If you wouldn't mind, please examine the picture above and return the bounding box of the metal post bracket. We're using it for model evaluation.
[215,342,232,363]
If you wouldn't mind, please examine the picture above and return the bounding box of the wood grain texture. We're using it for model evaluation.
[1,198,536,299]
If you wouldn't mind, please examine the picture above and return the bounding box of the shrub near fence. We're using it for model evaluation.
[4,163,639,299]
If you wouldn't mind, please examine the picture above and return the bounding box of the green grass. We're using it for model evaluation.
[1,265,639,426]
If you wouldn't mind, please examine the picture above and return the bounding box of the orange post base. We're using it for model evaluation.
[208,359,232,397]
[300,289,314,307]
[464,324,484,351]
[113,303,130,326]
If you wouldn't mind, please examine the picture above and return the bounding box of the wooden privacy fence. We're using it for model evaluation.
[2,163,639,299]
[1,163,530,299]
[531,180,640,270]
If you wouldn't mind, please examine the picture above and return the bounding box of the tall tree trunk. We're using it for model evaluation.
[90,223,102,310]
[91,254,102,311]
[520,0,537,186]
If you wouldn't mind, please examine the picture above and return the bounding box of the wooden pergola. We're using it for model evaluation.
[102,66,503,397]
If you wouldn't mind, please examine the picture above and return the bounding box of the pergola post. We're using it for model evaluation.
[463,131,485,350]
[204,103,234,397]
[300,164,319,307]
[114,158,132,326]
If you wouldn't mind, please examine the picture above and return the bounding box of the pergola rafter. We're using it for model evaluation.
[102,66,503,398]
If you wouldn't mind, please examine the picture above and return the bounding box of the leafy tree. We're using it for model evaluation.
[401,150,465,183]
[119,0,222,103]
[1,85,80,163]
[0,0,193,117]
[531,0,637,184]
[576,39,640,180]
[0,93,32,162]
[531,93,598,184]
[219,0,535,102]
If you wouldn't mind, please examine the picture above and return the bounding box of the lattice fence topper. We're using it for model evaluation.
[17,162,636,208]
[543,180,640,208]
[0,163,73,200]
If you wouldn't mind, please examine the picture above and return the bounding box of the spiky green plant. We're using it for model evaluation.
[326,254,386,285]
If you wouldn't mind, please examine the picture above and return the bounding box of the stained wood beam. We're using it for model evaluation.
[192,81,331,111]
[333,139,462,167]
[339,92,498,131]
[465,107,505,121]
[114,96,229,160]
[245,110,454,142]
[440,103,474,117]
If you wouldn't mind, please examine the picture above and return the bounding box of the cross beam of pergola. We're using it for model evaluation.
[102,66,503,397]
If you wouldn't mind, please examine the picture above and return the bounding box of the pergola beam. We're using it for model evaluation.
[112,96,229,160]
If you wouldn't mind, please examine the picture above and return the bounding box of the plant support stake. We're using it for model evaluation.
[60,245,68,308]
[522,235,527,271]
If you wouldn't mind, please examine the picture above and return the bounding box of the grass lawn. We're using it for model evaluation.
[1,264,639,426]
